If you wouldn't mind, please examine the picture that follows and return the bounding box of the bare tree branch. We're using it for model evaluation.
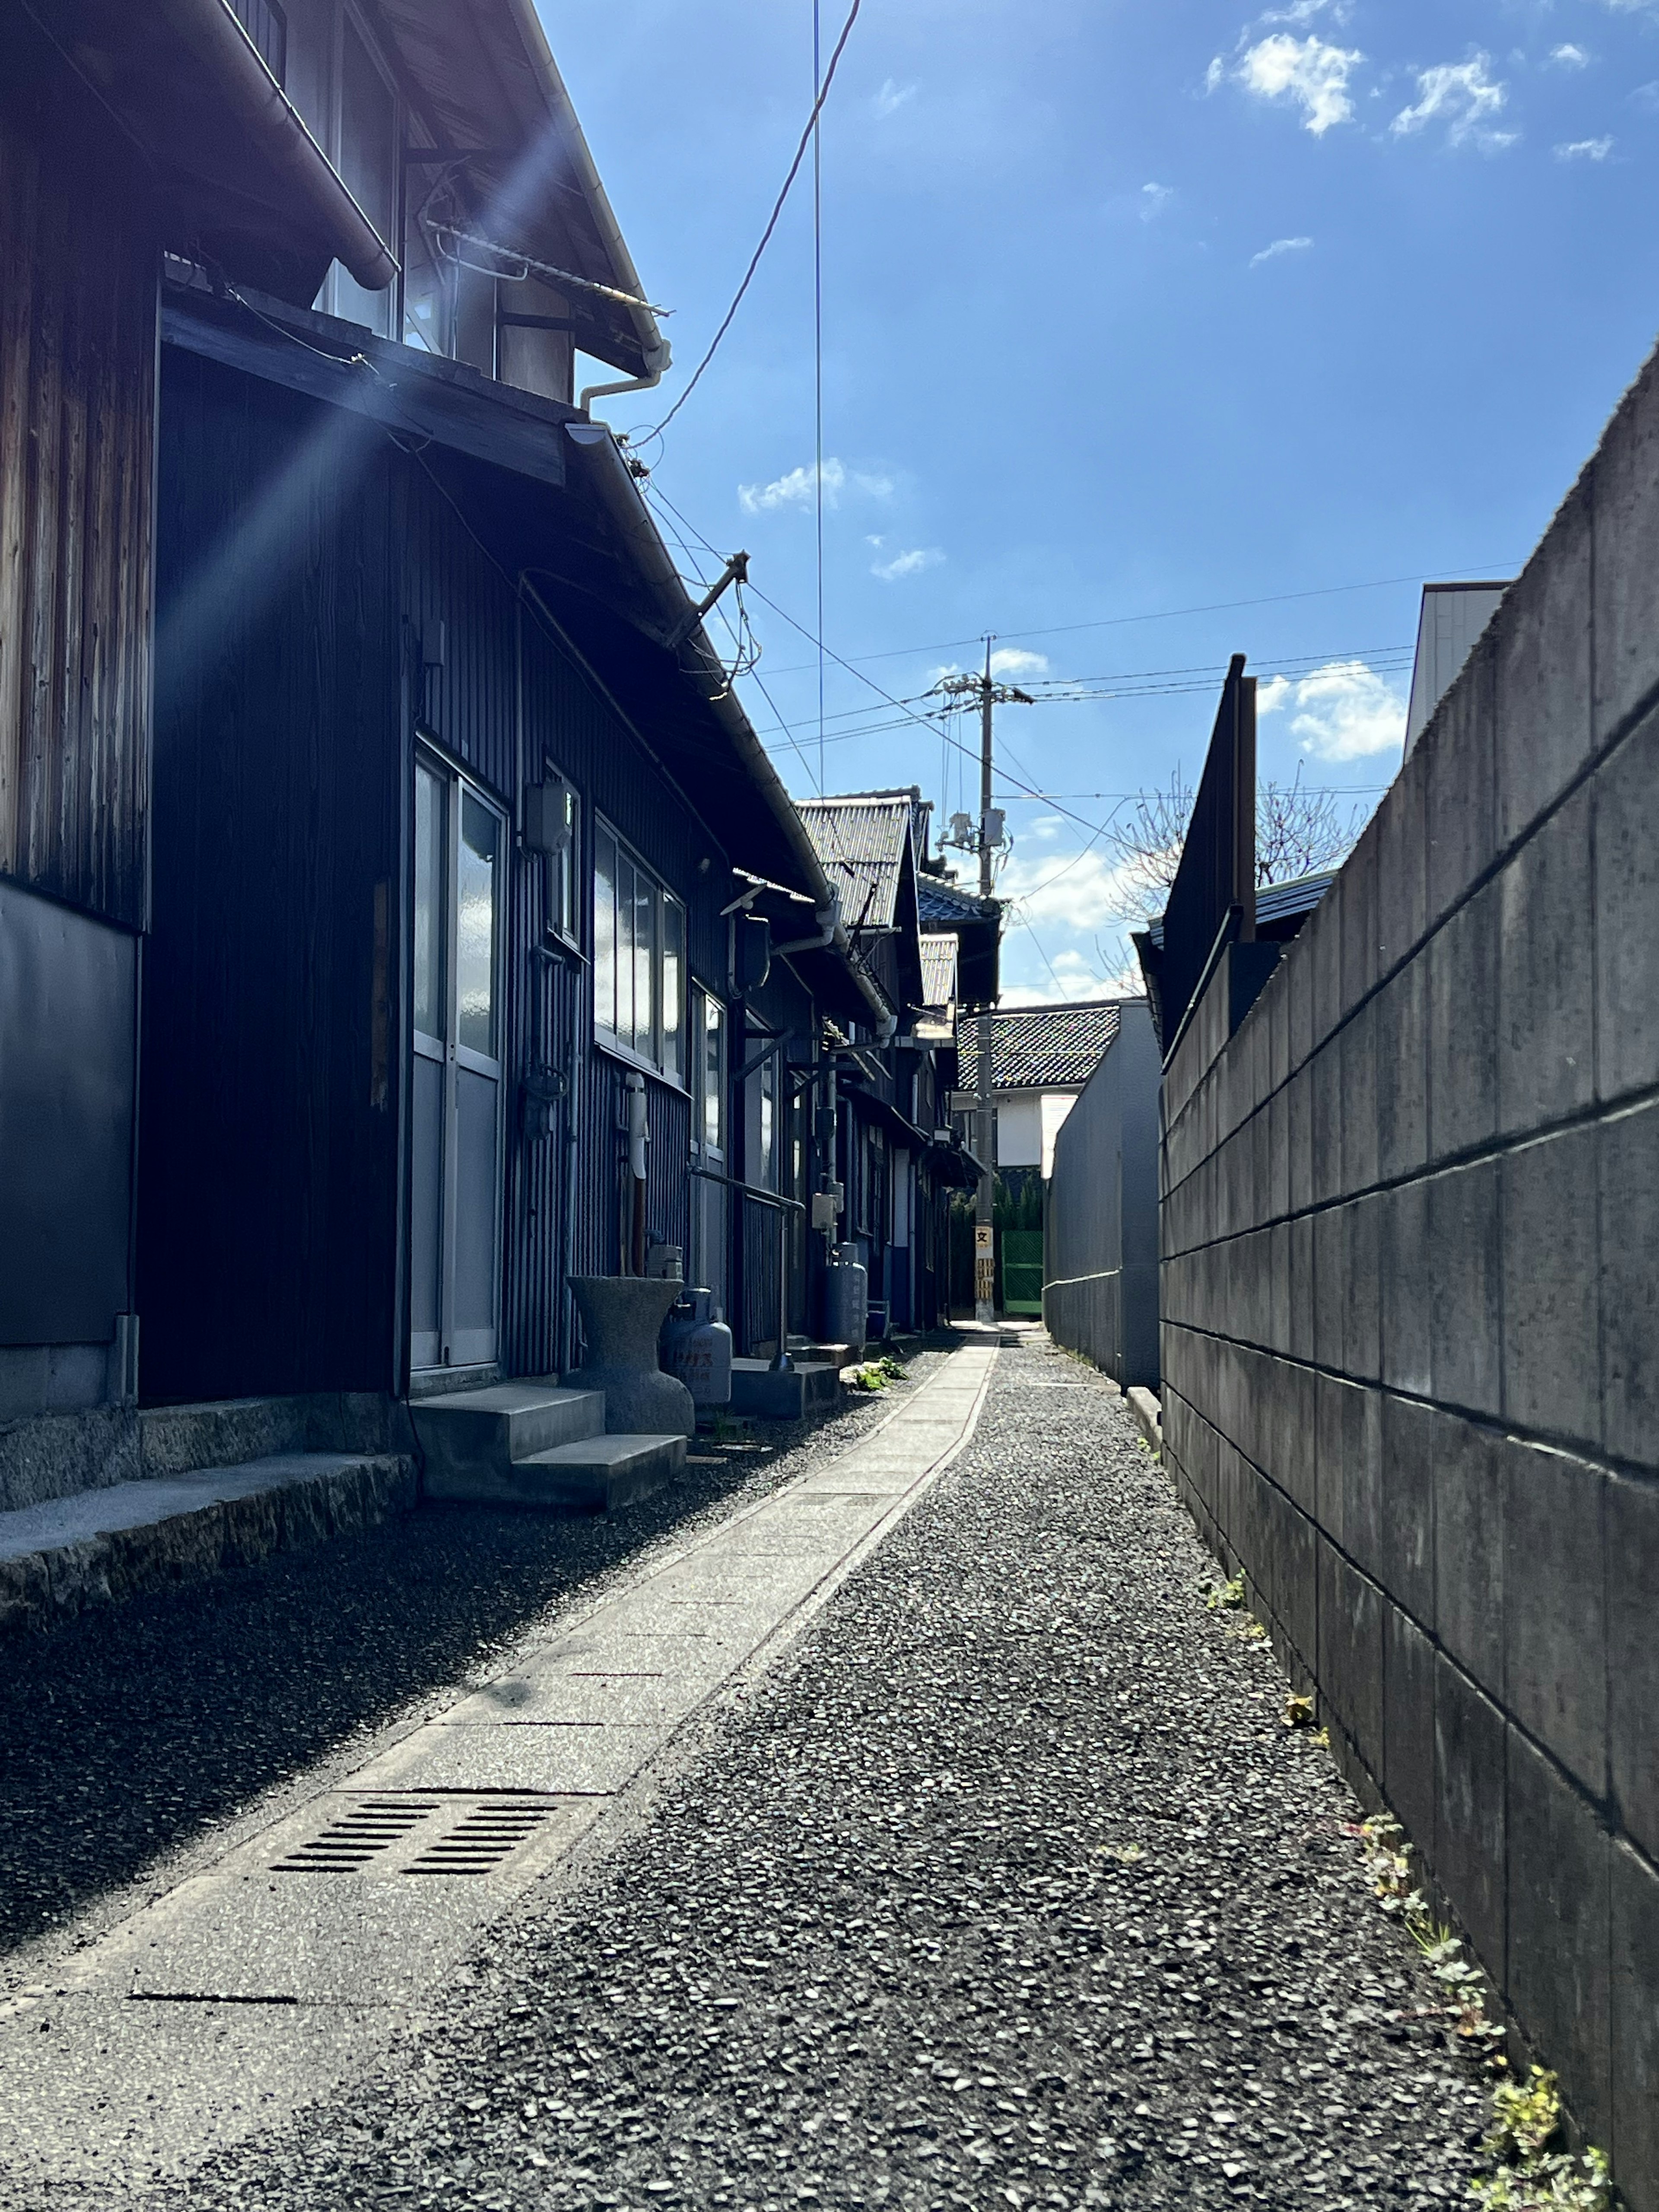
[1105,766,1365,921]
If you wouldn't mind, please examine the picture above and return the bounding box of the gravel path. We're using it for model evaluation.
[65,1336,1491,2212]
[0,1350,949,1969]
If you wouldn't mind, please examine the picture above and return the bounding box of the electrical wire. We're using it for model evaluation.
[639,0,864,447]
[755,564,1516,676]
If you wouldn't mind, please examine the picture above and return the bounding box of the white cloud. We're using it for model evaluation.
[996,848,1148,933]
[1391,56,1515,150]
[989,647,1050,680]
[873,78,915,119]
[1251,235,1314,266]
[1236,34,1364,135]
[1549,43,1591,69]
[737,458,894,515]
[1140,182,1175,221]
[1205,56,1226,94]
[1556,135,1614,159]
[1262,0,1352,22]
[871,547,942,581]
[1259,658,1406,761]
[1000,950,1125,1010]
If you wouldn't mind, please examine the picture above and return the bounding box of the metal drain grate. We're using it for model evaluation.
[404,1798,554,1875]
[270,1798,439,1874]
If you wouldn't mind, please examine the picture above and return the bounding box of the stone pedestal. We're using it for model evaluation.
[564,1278,695,1439]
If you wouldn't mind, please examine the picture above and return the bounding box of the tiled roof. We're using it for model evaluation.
[958,999,1129,1090]
[918,872,996,926]
[797,796,913,932]
[919,934,958,1012]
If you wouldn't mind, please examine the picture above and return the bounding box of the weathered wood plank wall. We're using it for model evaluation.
[0,104,156,928]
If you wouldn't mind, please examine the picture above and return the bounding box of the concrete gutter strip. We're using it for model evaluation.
[1127,1386,1163,1455]
[0,1454,416,1638]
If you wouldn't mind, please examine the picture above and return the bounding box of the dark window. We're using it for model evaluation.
[230,0,287,86]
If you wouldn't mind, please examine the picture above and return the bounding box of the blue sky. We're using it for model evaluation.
[544,0,1659,1003]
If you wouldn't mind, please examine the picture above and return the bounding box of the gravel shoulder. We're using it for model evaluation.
[53,1334,1494,2212]
[0,1349,951,1979]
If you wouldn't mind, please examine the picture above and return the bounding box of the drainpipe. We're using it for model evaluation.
[156,0,397,289]
[624,1071,648,1276]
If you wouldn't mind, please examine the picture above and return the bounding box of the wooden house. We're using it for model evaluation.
[3,0,897,1505]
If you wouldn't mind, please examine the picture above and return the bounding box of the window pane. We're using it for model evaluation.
[759,1056,776,1189]
[661,898,685,1083]
[457,793,498,1056]
[413,763,446,1039]
[703,996,724,1154]
[632,874,655,1060]
[594,827,617,1036]
[615,855,635,1045]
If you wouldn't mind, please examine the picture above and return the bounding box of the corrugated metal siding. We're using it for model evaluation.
[0,109,156,930]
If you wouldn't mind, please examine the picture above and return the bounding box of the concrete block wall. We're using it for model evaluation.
[1160,347,1659,2207]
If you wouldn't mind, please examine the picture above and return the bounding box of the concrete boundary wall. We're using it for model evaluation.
[1159,346,1659,2206]
[1043,1001,1162,1386]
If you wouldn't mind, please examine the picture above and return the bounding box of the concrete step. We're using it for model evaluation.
[0,1452,417,1638]
[428,1433,686,1513]
[411,1380,605,1497]
[728,1358,844,1422]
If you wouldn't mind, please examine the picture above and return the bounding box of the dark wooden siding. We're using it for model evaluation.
[141,351,403,1402]
[0,102,156,930]
[143,344,733,1401]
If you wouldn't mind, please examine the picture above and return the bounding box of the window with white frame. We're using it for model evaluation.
[694,987,726,1158]
[594,820,685,1082]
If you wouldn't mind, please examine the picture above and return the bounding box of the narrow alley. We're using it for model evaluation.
[1,1339,1486,2210]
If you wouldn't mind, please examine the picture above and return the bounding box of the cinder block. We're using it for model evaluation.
[1497,786,1596,1140]
[1278,1490,1318,1671]
[1607,1474,1659,1863]
[1377,740,1430,969]
[1266,1083,1289,1221]
[1592,345,1659,748]
[1379,1391,1435,1627]
[1495,480,1593,850]
[1275,1358,1318,1516]
[1311,880,1344,1047]
[1383,1603,1437,1856]
[1288,927,1314,1073]
[1505,1437,1607,1798]
[1290,1211,1315,1364]
[1341,996,1380,1193]
[1429,1159,1503,1419]
[1433,1407,1505,1694]
[1341,815,1382,1019]
[1268,1219,1292,1354]
[1267,957,1290,1094]
[1312,1040,1343,1206]
[1426,636,1498,930]
[1346,1193,1382,1385]
[1317,1372,1380,1567]
[1376,961,1429,1182]
[1594,705,1659,1103]
[1501,1123,1600,1450]
[1317,1536,1385,1776]
[1379,1176,1432,1398]
[1611,1840,1659,2212]
[1598,1098,1659,1464]
[1433,1657,1507,1986]
[1288,1063,1313,1215]
[1506,1727,1614,2157]
[1313,1206,1344,1373]
[1427,886,1500,1164]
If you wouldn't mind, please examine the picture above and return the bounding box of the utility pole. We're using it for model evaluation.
[974,638,997,1323]
[932,642,1033,1327]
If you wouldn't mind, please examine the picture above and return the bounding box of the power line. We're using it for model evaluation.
[755,563,1516,677]
[638,0,863,448]
[812,0,827,793]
